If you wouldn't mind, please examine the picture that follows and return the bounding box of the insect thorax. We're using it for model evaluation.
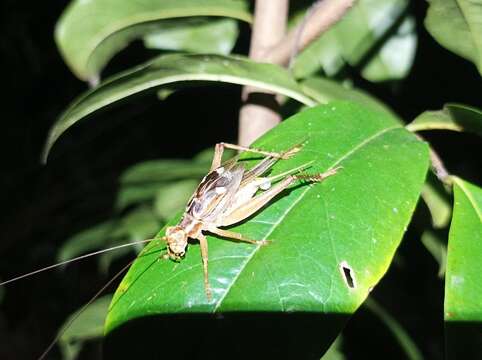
[179,214,204,237]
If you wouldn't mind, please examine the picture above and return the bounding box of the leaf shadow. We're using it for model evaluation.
[445,320,482,358]
[104,311,349,359]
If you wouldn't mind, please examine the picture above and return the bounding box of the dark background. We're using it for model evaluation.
[0,1,480,359]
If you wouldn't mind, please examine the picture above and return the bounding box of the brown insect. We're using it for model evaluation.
[161,142,340,299]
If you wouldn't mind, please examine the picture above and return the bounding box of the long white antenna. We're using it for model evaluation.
[0,237,162,286]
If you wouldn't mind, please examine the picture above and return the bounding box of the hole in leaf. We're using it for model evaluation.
[339,261,356,289]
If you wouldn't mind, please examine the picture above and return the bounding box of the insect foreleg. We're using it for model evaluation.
[210,142,303,172]
[207,227,270,246]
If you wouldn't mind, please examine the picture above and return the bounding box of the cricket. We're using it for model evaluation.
[161,141,340,299]
[0,140,340,358]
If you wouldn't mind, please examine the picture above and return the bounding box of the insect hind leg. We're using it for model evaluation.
[207,227,270,246]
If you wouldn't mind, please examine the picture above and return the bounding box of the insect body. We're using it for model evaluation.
[162,142,340,299]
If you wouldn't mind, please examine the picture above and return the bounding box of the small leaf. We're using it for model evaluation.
[321,335,345,360]
[43,54,315,162]
[154,179,200,219]
[421,174,452,229]
[407,103,482,136]
[420,230,447,278]
[116,159,209,211]
[292,0,414,82]
[99,207,161,273]
[59,295,112,360]
[105,102,429,356]
[300,77,399,119]
[144,17,238,55]
[444,177,482,358]
[425,0,482,75]
[120,206,160,241]
[361,16,417,82]
[57,221,120,263]
[364,298,423,360]
[115,182,165,211]
[55,0,251,80]
[120,159,209,184]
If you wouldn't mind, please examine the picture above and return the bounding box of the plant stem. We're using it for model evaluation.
[238,0,289,146]
[238,0,356,146]
[268,0,356,66]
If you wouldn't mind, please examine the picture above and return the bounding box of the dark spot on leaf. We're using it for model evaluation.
[339,261,356,289]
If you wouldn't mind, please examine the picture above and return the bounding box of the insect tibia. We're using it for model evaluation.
[294,166,341,182]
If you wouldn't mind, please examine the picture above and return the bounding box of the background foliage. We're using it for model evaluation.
[0,0,480,359]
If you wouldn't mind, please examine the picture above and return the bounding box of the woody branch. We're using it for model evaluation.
[238,0,356,146]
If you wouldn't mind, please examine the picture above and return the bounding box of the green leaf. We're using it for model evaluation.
[120,159,209,184]
[420,174,452,229]
[425,0,482,75]
[57,221,120,263]
[115,159,208,210]
[360,16,417,82]
[444,177,482,358]
[59,295,112,360]
[105,101,429,354]
[154,179,200,219]
[115,182,164,211]
[98,207,161,273]
[55,0,251,80]
[120,206,160,241]
[321,335,345,360]
[292,0,415,82]
[420,230,447,278]
[144,17,238,55]
[407,103,482,136]
[43,54,315,162]
[300,77,399,120]
[364,298,423,360]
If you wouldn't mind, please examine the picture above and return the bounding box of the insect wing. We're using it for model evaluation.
[186,165,245,222]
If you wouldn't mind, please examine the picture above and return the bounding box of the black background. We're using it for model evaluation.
[0,1,480,359]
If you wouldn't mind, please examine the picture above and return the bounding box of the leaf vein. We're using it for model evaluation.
[212,125,400,311]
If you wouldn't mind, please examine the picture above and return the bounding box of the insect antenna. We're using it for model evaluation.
[37,259,135,360]
[0,237,162,287]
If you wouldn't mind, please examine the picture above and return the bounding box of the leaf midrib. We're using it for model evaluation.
[213,124,400,311]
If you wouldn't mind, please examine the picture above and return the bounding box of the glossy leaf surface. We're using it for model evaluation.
[55,0,251,80]
[445,177,482,358]
[425,0,482,75]
[407,103,482,136]
[105,102,429,350]
[43,54,315,162]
